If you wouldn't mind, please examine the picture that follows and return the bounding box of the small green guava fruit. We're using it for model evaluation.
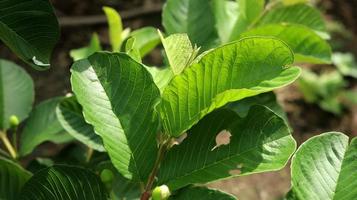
[9,115,20,127]
[152,185,171,200]
[100,169,114,182]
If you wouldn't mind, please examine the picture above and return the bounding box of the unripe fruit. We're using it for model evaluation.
[9,115,19,127]
[100,169,114,182]
[152,185,170,200]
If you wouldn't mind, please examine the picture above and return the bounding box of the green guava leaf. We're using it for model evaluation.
[211,0,239,43]
[241,24,331,64]
[20,165,108,200]
[169,186,236,200]
[71,52,161,181]
[145,67,174,93]
[227,92,288,123]
[103,6,123,52]
[19,97,72,156]
[288,132,357,200]
[124,37,142,62]
[257,3,326,31]
[159,32,200,75]
[158,106,295,190]
[0,157,32,200]
[159,37,300,137]
[228,0,265,41]
[56,96,105,152]
[0,59,34,130]
[0,0,60,70]
[129,27,161,57]
[162,0,219,50]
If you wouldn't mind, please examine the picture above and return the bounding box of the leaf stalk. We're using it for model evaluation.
[140,139,170,200]
[0,131,17,159]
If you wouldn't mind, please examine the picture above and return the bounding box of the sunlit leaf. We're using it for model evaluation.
[287,132,357,200]
[159,37,300,137]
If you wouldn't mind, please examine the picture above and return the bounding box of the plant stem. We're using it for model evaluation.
[85,147,93,163]
[140,141,169,200]
[0,131,17,159]
[12,126,18,152]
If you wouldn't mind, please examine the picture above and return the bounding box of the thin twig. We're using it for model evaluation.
[0,131,17,159]
[58,4,162,27]
[140,141,169,200]
[85,147,94,163]
[12,126,18,152]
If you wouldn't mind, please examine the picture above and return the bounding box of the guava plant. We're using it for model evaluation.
[0,0,356,200]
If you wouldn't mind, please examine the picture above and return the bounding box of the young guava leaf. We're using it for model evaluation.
[256,3,326,32]
[0,0,59,70]
[19,97,73,156]
[162,0,219,50]
[158,106,296,190]
[129,27,161,57]
[71,52,161,181]
[124,37,142,62]
[0,59,34,130]
[159,37,300,137]
[70,33,102,61]
[103,6,123,52]
[169,186,236,200]
[56,96,105,152]
[159,32,200,75]
[145,67,174,93]
[237,0,265,24]
[228,0,265,41]
[241,24,332,64]
[20,165,109,200]
[211,0,239,43]
[287,132,357,200]
[0,157,32,200]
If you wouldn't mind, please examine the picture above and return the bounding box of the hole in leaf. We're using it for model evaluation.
[229,164,244,175]
[211,130,231,151]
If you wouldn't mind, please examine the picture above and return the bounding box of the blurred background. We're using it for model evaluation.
[1,0,356,199]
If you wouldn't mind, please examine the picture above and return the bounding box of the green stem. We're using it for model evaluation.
[140,140,170,200]
[86,147,93,163]
[12,126,18,152]
[0,131,17,159]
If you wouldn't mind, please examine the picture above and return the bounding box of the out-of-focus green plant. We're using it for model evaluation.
[69,6,161,62]
[298,69,347,114]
